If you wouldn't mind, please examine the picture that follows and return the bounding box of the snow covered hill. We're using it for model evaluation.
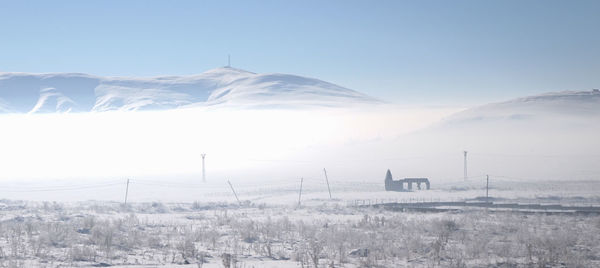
[0,67,379,113]
[440,90,600,126]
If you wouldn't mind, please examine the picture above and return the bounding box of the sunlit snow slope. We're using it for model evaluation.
[441,90,600,125]
[0,67,379,113]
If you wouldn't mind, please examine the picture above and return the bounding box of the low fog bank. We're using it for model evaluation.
[0,105,457,181]
[0,101,598,187]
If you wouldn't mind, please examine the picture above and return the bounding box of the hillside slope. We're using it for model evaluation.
[0,67,379,113]
[441,90,600,126]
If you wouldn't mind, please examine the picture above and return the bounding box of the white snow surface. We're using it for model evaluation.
[441,90,600,124]
[0,67,379,113]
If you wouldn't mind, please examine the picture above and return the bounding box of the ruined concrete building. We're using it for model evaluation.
[384,169,430,191]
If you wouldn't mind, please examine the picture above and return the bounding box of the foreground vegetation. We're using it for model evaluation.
[0,199,598,267]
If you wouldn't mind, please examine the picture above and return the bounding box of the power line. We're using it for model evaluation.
[1,179,123,190]
[0,182,123,192]
[470,152,600,158]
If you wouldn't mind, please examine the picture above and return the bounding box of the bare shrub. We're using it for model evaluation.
[40,222,73,248]
[90,221,115,259]
[176,236,198,263]
[69,245,97,262]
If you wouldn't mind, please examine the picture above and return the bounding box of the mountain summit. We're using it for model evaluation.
[0,67,379,113]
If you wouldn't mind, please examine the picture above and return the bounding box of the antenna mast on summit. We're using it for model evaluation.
[227,54,231,67]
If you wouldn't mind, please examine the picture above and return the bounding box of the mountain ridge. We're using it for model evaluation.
[0,67,379,113]
[436,89,600,129]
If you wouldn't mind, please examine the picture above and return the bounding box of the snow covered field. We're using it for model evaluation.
[0,176,599,267]
[2,176,600,205]
[0,191,598,268]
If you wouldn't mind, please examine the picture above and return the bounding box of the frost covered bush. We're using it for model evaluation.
[40,222,74,248]
[69,245,97,262]
[90,221,116,259]
[0,201,597,267]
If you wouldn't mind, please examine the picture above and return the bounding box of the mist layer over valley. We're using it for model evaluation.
[0,74,598,202]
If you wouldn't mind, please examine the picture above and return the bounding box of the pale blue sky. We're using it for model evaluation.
[1,0,599,104]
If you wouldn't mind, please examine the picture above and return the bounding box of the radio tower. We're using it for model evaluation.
[201,154,206,182]
[463,151,468,180]
[227,54,231,67]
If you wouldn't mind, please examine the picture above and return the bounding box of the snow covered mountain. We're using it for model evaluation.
[441,90,600,126]
[0,67,379,113]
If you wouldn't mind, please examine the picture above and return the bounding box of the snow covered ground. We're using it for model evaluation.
[0,190,598,268]
[1,174,600,205]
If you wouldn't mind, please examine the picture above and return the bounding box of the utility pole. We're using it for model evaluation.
[298,178,304,207]
[227,180,241,205]
[463,151,468,180]
[323,168,332,199]
[486,175,489,205]
[124,179,130,205]
[201,154,206,182]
